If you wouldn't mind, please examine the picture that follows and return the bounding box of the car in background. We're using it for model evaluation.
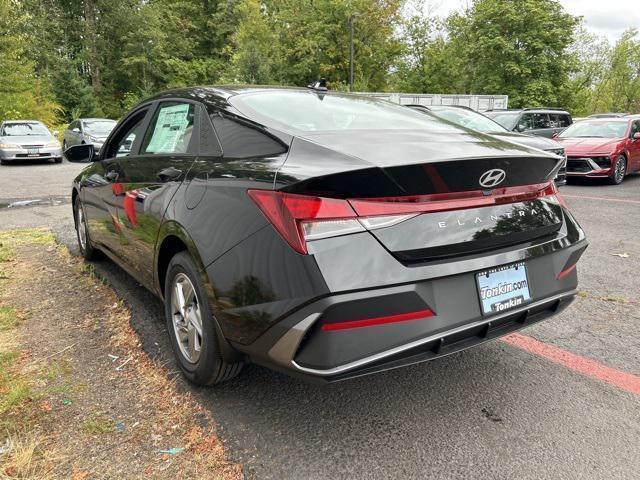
[588,113,627,119]
[408,104,567,184]
[555,117,640,184]
[484,108,572,138]
[0,120,62,165]
[63,118,117,153]
[65,86,586,386]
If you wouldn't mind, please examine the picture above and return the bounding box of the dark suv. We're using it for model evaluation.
[485,109,572,138]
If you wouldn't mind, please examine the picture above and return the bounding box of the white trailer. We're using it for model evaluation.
[357,93,508,111]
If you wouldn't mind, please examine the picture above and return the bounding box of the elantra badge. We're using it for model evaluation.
[479,169,506,188]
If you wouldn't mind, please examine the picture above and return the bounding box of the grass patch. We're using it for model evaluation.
[0,351,33,419]
[601,295,628,304]
[0,229,56,264]
[0,432,49,479]
[81,415,114,434]
[0,305,19,331]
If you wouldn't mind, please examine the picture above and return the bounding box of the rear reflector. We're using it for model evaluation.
[321,308,434,331]
[557,264,576,279]
[248,181,563,255]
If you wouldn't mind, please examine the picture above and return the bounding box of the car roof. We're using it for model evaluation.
[78,118,116,122]
[145,85,311,104]
[485,108,570,114]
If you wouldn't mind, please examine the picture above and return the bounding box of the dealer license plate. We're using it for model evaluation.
[476,262,531,315]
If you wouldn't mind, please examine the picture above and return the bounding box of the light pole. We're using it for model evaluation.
[349,15,354,92]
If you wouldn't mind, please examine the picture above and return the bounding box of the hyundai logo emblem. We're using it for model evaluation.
[479,169,506,188]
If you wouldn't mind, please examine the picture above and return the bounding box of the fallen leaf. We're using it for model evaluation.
[71,467,89,480]
[612,253,629,258]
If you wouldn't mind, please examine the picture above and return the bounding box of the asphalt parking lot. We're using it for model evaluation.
[1,159,639,479]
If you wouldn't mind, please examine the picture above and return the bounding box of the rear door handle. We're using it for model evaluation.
[105,170,119,182]
[157,166,182,181]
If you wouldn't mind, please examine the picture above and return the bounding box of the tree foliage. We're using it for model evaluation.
[0,0,638,125]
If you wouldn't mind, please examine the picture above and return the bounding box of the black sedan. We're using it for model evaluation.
[66,86,587,385]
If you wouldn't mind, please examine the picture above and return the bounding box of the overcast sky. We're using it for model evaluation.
[427,0,640,43]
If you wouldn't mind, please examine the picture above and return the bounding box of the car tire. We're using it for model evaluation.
[608,155,626,185]
[74,197,98,260]
[164,252,243,386]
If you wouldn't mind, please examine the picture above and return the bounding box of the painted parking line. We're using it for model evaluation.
[502,333,640,396]
[563,194,640,205]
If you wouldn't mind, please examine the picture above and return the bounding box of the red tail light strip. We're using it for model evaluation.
[349,182,561,216]
[320,308,435,331]
[248,182,564,255]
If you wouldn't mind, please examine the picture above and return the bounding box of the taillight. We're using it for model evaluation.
[248,181,564,255]
[248,190,360,254]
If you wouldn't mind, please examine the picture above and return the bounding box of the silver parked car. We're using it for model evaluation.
[0,120,62,165]
[63,118,116,153]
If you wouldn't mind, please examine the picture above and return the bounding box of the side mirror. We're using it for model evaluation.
[65,143,96,163]
[72,127,81,133]
[633,132,640,140]
[53,130,59,136]
[516,125,526,132]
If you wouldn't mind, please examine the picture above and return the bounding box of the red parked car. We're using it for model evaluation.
[557,117,640,184]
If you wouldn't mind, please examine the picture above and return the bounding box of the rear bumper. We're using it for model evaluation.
[234,235,587,383]
[251,290,576,383]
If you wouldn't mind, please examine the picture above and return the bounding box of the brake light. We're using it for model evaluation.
[349,182,560,216]
[248,190,361,254]
[248,181,563,255]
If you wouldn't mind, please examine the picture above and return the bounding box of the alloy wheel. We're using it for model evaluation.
[170,273,204,363]
[76,205,87,252]
[614,157,626,184]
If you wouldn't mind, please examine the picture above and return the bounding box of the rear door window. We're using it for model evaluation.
[550,114,571,128]
[141,102,196,154]
[532,113,551,129]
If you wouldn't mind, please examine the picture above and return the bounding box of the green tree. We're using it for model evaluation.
[392,3,465,94]
[0,0,59,124]
[51,59,102,121]
[448,0,579,107]
[564,26,612,115]
[593,29,640,113]
[226,0,280,84]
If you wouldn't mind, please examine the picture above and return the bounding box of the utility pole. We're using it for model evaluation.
[349,15,354,92]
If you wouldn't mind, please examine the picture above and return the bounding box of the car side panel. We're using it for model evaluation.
[106,155,193,288]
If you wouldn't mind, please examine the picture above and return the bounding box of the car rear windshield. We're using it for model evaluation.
[559,121,628,139]
[429,107,508,133]
[1,123,50,136]
[230,91,463,133]
[484,112,520,130]
[83,120,116,135]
